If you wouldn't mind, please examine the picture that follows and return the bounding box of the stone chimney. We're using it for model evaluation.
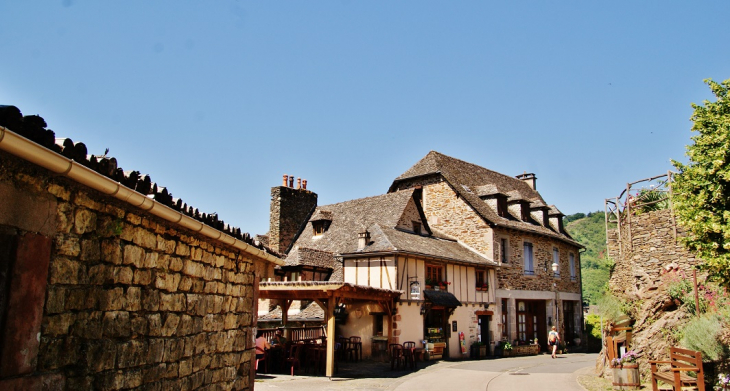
[516,172,537,190]
[269,174,318,255]
[358,230,370,250]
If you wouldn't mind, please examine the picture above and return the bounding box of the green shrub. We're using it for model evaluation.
[634,188,669,213]
[597,292,626,322]
[680,314,728,362]
[585,314,605,340]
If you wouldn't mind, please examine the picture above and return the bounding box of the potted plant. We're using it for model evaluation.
[425,278,434,289]
[474,341,487,358]
[437,281,451,291]
[502,341,513,357]
[470,341,487,359]
[476,282,488,291]
[611,350,640,390]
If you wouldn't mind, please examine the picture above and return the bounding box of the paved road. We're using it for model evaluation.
[254,353,598,391]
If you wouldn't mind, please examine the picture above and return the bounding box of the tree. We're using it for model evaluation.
[672,78,730,288]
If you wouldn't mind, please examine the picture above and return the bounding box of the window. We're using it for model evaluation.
[426,264,443,285]
[312,220,330,236]
[476,270,487,290]
[569,253,576,281]
[374,314,384,336]
[518,313,526,341]
[500,238,509,263]
[501,299,509,340]
[412,221,422,235]
[553,248,560,277]
[523,242,534,275]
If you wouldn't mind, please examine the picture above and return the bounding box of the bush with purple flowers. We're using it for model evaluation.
[716,373,730,390]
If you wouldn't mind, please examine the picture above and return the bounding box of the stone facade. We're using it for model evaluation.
[0,150,272,391]
[392,171,583,348]
[607,209,699,293]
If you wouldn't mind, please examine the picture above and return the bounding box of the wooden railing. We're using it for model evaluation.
[258,326,326,342]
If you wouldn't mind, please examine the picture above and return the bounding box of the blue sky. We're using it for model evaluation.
[2,1,729,236]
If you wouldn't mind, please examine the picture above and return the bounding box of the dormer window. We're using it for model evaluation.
[497,197,508,217]
[412,222,422,234]
[313,221,329,236]
[309,209,333,237]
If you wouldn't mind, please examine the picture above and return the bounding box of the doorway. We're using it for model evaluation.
[515,300,547,350]
[477,315,491,355]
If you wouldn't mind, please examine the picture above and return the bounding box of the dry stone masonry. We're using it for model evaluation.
[607,209,698,293]
[0,111,274,390]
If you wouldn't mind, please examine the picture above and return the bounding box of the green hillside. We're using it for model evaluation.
[565,212,611,305]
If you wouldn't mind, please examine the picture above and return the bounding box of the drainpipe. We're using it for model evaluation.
[0,126,284,266]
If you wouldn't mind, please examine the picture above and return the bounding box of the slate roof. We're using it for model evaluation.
[258,301,325,322]
[389,151,580,247]
[285,189,495,267]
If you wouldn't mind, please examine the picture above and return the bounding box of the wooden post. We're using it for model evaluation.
[668,171,677,242]
[282,300,291,340]
[693,268,701,316]
[325,296,336,377]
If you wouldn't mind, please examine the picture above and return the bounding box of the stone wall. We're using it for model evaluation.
[607,209,699,293]
[496,228,581,294]
[0,150,270,391]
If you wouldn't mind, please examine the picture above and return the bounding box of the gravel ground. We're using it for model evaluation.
[576,372,617,391]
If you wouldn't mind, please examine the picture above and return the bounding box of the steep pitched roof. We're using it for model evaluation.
[344,224,492,265]
[285,189,495,267]
[389,151,580,247]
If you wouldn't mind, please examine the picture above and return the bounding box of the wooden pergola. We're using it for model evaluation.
[257,281,402,377]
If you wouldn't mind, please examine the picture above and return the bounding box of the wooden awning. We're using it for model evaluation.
[257,281,402,378]
[423,289,462,308]
[258,281,402,302]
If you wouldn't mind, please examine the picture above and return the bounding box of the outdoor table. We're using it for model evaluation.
[267,345,286,373]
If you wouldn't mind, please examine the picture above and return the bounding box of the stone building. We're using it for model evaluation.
[266,151,583,357]
[0,108,281,390]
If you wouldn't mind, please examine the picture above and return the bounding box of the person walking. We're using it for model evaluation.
[548,326,560,359]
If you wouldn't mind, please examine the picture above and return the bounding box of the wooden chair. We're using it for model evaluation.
[403,341,416,369]
[285,343,303,376]
[255,349,269,374]
[347,336,362,362]
[607,315,633,364]
[390,343,405,370]
[336,336,349,361]
[649,347,705,391]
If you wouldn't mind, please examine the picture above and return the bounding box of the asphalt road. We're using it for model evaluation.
[254,353,599,391]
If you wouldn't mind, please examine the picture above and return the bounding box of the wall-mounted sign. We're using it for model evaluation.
[410,281,421,300]
[452,321,458,332]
